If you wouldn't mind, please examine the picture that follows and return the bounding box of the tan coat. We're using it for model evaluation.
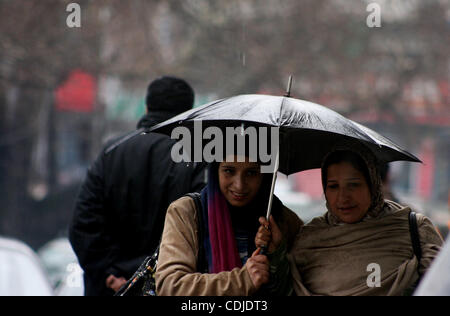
[289,201,444,296]
[155,196,302,296]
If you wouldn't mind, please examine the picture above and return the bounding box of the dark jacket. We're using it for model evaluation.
[69,113,206,296]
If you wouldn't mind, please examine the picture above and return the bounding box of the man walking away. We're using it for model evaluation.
[69,76,206,296]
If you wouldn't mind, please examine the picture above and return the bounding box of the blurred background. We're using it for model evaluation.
[0,0,449,295]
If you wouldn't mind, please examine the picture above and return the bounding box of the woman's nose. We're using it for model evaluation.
[233,175,246,191]
[337,188,351,203]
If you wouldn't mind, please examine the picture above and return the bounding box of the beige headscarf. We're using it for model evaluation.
[320,142,390,225]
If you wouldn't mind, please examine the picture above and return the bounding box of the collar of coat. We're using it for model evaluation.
[137,111,179,129]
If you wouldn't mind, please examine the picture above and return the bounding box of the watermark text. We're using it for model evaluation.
[66,3,81,28]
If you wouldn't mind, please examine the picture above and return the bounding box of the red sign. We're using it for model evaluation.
[55,70,96,112]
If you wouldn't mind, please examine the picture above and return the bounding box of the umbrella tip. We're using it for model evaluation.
[284,75,293,97]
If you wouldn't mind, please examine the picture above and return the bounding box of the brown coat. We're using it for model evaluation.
[155,196,302,296]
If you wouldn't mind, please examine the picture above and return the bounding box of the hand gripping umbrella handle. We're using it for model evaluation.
[260,245,268,256]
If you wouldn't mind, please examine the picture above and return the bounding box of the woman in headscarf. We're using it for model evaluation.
[256,142,443,296]
[155,154,302,296]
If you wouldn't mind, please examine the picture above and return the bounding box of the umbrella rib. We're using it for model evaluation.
[350,121,383,147]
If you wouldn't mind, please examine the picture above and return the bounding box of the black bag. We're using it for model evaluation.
[115,193,205,296]
[114,245,160,296]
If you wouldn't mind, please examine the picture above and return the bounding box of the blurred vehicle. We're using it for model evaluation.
[415,236,450,296]
[0,236,53,296]
[38,237,84,296]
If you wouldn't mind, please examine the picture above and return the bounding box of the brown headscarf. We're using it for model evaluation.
[321,142,390,225]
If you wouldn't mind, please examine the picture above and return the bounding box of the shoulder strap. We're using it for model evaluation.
[184,193,208,273]
[104,128,147,155]
[409,211,422,262]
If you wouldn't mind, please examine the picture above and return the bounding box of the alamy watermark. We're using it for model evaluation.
[366,2,382,28]
[66,3,380,29]
[65,262,83,288]
[366,263,381,288]
[66,3,81,28]
[170,122,279,174]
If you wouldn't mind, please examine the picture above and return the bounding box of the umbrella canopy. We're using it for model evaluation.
[150,94,421,175]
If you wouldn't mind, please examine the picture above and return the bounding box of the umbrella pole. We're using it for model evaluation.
[260,149,279,255]
[265,149,280,221]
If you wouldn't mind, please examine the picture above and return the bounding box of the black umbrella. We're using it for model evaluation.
[150,93,420,219]
[151,94,420,172]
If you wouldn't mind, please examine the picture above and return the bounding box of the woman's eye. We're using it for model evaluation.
[327,184,338,190]
[349,182,360,188]
[247,170,259,176]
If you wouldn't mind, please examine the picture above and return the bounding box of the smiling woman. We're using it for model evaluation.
[218,157,263,208]
[322,151,374,224]
[256,142,444,296]
[155,155,302,296]
[320,145,387,226]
